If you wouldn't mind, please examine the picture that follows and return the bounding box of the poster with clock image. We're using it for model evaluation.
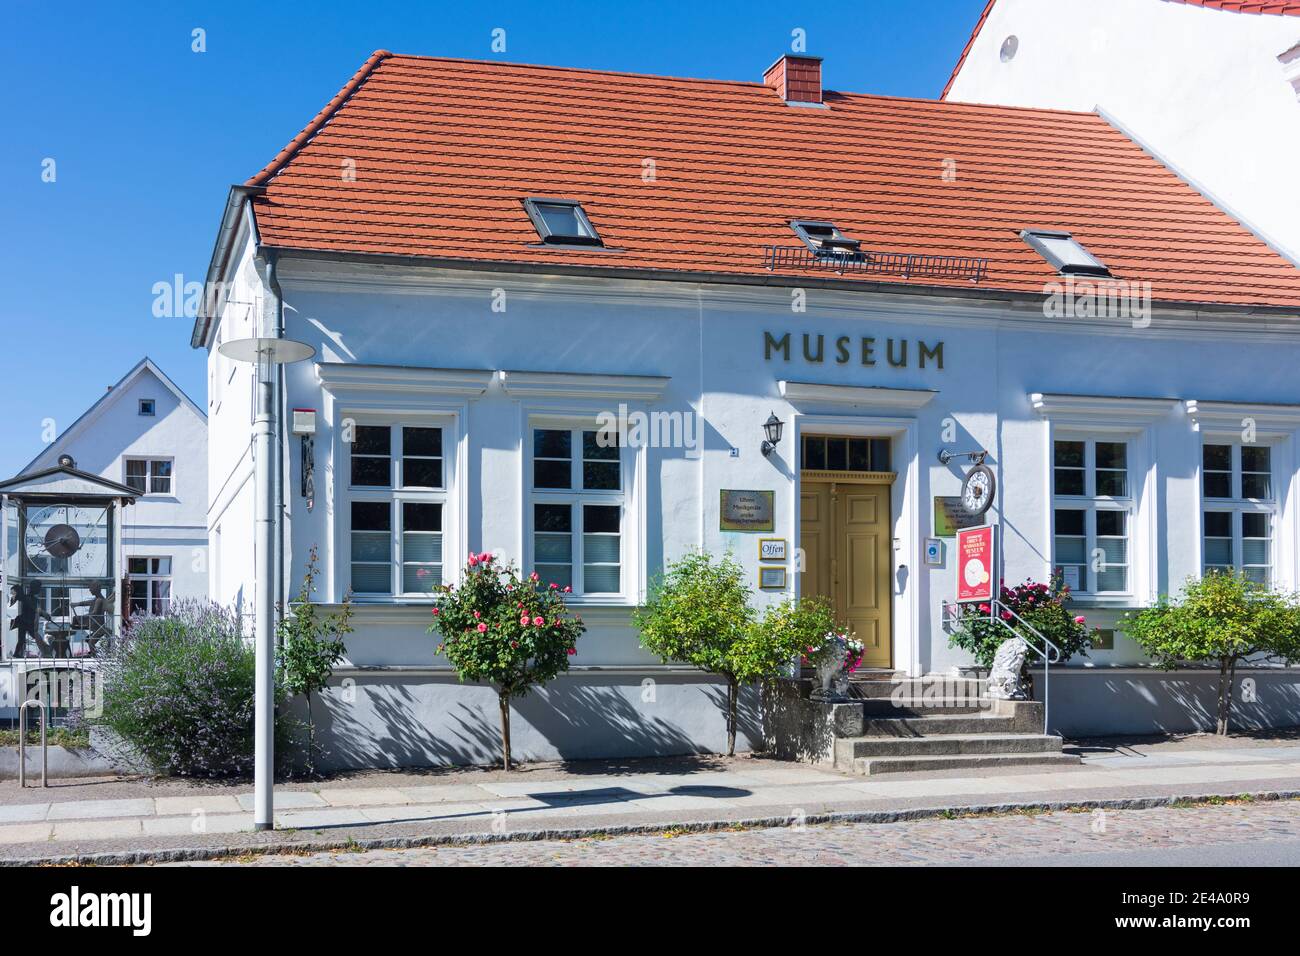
[22,505,110,579]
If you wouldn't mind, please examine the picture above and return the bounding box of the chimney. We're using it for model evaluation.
[763,54,823,105]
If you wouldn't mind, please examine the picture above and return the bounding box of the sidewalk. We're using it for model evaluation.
[2,735,1299,864]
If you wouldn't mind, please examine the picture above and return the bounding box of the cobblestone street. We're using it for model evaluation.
[174,797,1300,867]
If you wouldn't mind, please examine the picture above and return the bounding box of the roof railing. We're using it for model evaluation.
[763,245,988,283]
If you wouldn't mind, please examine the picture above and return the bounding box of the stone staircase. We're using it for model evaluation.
[766,675,1080,776]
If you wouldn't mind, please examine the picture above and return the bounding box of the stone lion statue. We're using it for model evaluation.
[985,636,1030,700]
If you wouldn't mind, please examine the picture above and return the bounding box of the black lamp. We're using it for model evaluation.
[761,412,785,457]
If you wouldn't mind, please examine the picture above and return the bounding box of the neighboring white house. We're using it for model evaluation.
[193,50,1300,767]
[943,0,1300,263]
[18,358,209,625]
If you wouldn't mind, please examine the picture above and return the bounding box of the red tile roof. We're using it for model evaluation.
[942,1,1300,100]
[246,52,1300,310]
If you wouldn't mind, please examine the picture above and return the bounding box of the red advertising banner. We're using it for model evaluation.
[955,524,996,603]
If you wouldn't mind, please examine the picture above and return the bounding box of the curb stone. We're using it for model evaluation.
[5,787,1299,867]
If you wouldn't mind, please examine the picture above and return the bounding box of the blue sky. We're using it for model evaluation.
[0,0,987,478]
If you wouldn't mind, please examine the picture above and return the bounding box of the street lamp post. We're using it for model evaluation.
[218,336,315,830]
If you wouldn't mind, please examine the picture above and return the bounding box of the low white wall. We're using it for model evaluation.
[1033,667,1300,737]
[288,670,763,771]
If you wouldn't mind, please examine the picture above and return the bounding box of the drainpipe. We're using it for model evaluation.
[265,251,286,627]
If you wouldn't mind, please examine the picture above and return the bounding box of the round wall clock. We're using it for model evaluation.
[23,505,108,578]
[960,463,996,516]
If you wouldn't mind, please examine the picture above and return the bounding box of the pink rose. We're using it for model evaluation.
[1074,615,1086,625]
[529,572,540,582]
[520,615,529,626]
[476,623,487,632]
[431,607,439,615]
[566,647,576,656]
[473,610,481,619]
[467,555,478,567]
[563,586,571,593]
[532,616,545,627]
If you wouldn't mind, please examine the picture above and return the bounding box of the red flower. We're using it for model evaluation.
[532,616,545,627]
[566,647,576,655]
[476,623,488,632]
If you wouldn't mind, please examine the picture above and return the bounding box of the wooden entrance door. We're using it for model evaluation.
[799,478,893,669]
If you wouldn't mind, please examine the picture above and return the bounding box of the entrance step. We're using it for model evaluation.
[859,697,990,717]
[849,751,1082,776]
[836,732,1063,763]
[860,713,1021,736]
[850,677,988,700]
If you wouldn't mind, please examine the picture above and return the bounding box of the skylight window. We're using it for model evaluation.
[790,220,862,257]
[523,198,603,246]
[1021,229,1111,278]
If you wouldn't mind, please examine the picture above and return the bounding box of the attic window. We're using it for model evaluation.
[523,198,603,246]
[139,399,156,417]
[1021,229,1111,278]
[790,220,862,257]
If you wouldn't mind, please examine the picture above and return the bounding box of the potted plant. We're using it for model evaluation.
[803,631,866,701]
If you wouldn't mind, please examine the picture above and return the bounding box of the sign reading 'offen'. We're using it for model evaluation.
[955,524,996,604]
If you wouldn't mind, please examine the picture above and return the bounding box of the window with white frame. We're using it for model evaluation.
[348,424,445,597]
[529,427,623,596]
[128,557,172,616]
[1052,438,1131,594]
[1202,442,1274,586]
[124,458,173,495]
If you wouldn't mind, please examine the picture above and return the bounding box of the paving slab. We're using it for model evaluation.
[46,798,154,821]
[317,787,412,808]
[0,803,50,824]
[397,785,494,804]
[51,819,142,840]
[143,814,253,838]
[237,791,327,811]
[0,823,52,845]
[154,795,244,816]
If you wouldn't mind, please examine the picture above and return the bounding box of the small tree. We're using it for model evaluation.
[1124,571,1300,735]
[430,552,585,770]
[636,552,809,756]
[276,548,353,774]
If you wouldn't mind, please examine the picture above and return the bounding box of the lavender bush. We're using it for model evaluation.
[95,600,294,777]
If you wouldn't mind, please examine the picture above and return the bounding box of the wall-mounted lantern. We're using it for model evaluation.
[761,412,785,457]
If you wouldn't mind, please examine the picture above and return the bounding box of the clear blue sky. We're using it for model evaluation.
[0,0,987,478]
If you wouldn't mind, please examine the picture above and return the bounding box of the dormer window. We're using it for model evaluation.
[1021,229,1112,278]
[523,198,603,246]
[790,220,862,257]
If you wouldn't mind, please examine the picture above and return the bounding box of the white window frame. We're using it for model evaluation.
[344,420,450,600]
[527,422,627,600]
[123,457,174,496]
[1200,440,1277,587]
[520,408,637,606]
[1051,437,1133,597]
[127,556,172,616]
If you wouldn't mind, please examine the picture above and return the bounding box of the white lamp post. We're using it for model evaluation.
[218,336,314,830]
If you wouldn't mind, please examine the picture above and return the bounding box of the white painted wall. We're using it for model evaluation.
[945,0,1300,262]
[23,363,209,606]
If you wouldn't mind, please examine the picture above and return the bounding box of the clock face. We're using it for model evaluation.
[961,465,995,516]
[23,505,109,578]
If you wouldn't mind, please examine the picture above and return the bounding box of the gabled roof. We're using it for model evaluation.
[943,1,1300,100]
[239,51,1300,311]
[0,465,139,500]
[20,358,206,475]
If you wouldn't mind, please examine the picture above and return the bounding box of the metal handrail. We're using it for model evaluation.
[941,600,1061,735]
[18,699,47,788]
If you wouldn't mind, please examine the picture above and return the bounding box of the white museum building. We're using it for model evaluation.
[193,50,1300,767]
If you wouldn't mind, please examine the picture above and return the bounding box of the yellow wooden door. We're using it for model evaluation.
[799,479,892,669]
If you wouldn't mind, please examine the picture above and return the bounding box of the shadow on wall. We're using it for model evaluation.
[1039,671,1300,737]
[293,672,765,771]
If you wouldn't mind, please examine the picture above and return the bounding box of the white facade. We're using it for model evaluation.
[202,231,1300,764]
[19,359,209,624]
[945,0,1300,263]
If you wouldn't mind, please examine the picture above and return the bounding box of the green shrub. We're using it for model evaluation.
[95,600,295,777]
[637,552,807,755]
[1124,571,1300,734]
[277,549,353,774]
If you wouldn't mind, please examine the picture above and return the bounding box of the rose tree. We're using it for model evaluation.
[429,552,585,770]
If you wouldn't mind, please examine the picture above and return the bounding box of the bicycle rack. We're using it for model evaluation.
[18,699,47,788]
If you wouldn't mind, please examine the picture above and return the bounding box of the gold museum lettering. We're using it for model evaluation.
[764,331,945,369]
